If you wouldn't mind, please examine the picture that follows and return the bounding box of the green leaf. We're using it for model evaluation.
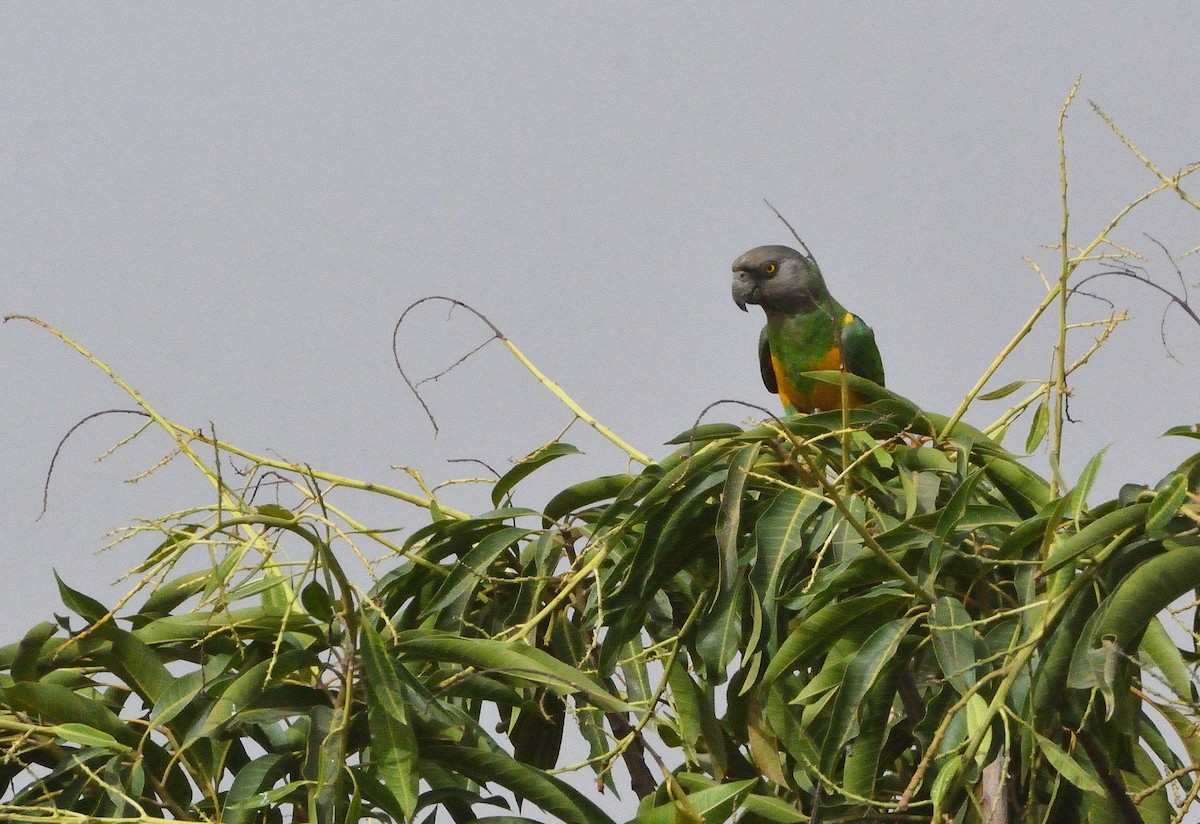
[842,668,896,795]
[598,467,728,668]
[751,488,821,650]
[632,778,755,824]
[664,422,744,445]
[54,572,109,623]
[1163,423,1200,439]
[1146,472,1188,538]
[395,632,629,713]
[493,443,582,507]
[133,525,202,572]
[745,693,787,786]
[1125,741,1178,821]
[1034,733,1106,796]
[715,442,760,597]
[980,449,1052,517]
[978,379,1033,401]
[820,616,917,774]
[929,757,964,822]
[1066,445,1108,521]
[357,618,420,820]
[759,593,906,687]
[1153,701,1200,784]
[194,648,315,743]
[359,619,410,725]
[930,596,977,695]
[694,582,742,682]
[964,693,993,768]
[52,722,127,751]
[1139,701,1189,781]
[305,704,346,824]
[666,661,727,779]
[543,473,637,524]
[366,700,420,822]
[108,629,174,705]
[149,653,233,729]
[223,754,289,823]
[301,581,334,622]
[135,607,322,645]
[927,466,988,567]
[739,792,809,822]
[423,525,533,617]
[424,743,616,824]
[632,442,729,518]
[255,503,296,521]
[12,622,57,683]
[1140,616,1193,702]
[1097,542,1200,654]
[1025,399,1048,453]
[1042,504,1149,574]
[896,445,956,473]
[226,779,308,816]
[4,681,136,747]
[621,642,653,706]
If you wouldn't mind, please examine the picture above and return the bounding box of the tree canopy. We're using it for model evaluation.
[3,86,1200,824]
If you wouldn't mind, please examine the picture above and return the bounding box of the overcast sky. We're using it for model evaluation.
[4,6,1200,651]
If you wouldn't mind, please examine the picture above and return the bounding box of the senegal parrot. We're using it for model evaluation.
[732,244,884,413]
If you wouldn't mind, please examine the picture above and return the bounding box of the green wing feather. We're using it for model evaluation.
[840,315,885,387]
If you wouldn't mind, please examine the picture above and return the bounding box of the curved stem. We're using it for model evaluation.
[1050,79,1079,497]
[393,296,652,466]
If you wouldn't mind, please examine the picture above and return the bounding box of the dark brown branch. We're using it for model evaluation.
[1069,238,1200,363]
[1074,263,1200,327]
[37,408,151,519]
[445,457,503,479]
[690,398,784,433]
[415,337,495,388]
[763,199,818,262]
[1076,728,1145,824]
[603,708,658,799]
[391,296,509,435]
[897,667,926,726]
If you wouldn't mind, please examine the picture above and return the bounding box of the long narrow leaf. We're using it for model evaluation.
[424,744,616,824]
[930,596,977,695]
[715,443,761,596]
[819,616,916,774]
[395,632,629,713]
[759,593,906,686]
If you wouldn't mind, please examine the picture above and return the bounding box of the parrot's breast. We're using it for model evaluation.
[771,346,866,413]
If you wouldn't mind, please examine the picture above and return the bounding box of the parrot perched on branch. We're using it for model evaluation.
[732,244,884,413]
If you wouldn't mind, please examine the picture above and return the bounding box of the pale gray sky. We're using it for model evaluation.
[4,6,1200,651]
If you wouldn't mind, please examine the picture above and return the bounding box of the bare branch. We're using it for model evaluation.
[763,199,818,262]
[37,409,151,520]
[392,295,505,434]
[392,296,651,464]
[1069,240,1200,364]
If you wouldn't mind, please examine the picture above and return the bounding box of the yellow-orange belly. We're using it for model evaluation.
[771,348,866,413]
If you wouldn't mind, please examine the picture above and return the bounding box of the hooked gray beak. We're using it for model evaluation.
[731,274,757,312]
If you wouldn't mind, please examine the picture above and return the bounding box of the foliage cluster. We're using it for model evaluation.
[2,86,1200,824]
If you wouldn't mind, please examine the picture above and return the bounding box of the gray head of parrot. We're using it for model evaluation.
[731,245,826,315]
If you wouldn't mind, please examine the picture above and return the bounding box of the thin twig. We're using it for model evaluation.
[1050,77,1082,497]
[393,296,651,465]
[34,408,150,519]
[764,198,817,261]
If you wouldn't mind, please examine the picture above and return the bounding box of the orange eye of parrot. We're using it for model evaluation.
[764,263,777,275]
